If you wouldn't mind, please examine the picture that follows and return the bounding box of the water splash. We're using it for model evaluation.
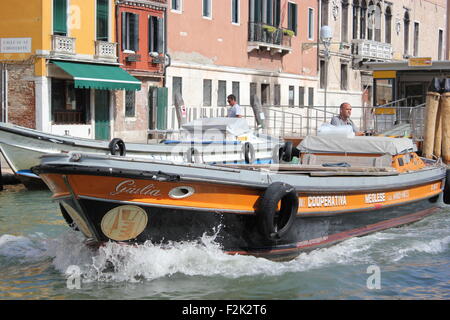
[1,210,449,283]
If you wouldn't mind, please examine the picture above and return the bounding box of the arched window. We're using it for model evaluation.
[374,3,381,41]
[342,0,349,42]
[404,11,410,55]
[360,0,367,39]
[352,0,359,39]
[367,1,374,40]
[385,6,392,43]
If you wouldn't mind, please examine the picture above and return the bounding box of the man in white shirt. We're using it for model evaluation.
[227,94,243,118]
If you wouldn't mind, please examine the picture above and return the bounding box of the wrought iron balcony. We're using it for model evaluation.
[95,41,118,61]
[248,22,292,55]
[51,35,76,55]
[351,39,393,61]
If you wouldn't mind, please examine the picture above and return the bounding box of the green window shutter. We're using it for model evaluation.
[53,0,67,35]
[97,0,109,41]
[156,87,168,130]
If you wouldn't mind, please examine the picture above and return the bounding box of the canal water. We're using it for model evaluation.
[0,185,449,300]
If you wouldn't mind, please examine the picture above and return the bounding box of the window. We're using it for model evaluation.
[352,0,359,39]
[172,0,182,11]
[203,0,212,18]
[298,86,305,107]
[287,2,297,35]
[53,0,67,35]
[274,84,281,106]
[232,81,240,104]
[149,16,164,54]
[375,3,381,41]
[438,29,444,60]
[308,8,314,40]
[51,79,90,124]
[288,86,294,106]
[367,1,374,40]
[404,11,410,56]
[385,6,392,44]
[250,82,257,106]
[218,80,227,106]
[413,22,419,57]
[319,60,327,89]
[320,0,328,27]
[341,2,348,42]
[232,0,239,24]
[172,77,182,105]
[97,0,109,41]
[261,84,270,105]
[122,12,139,52]
[308,88,314,107]
[340,63,348,91]
[360,1,367,39]
[203,79,212,106]
[125,91,136,117]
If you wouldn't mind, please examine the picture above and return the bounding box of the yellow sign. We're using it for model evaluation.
[408,57,432,67]
[373,70,396,79]
[101,205,148,241]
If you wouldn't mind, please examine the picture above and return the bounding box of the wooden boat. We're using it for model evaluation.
[33,135,450,261]
[0,118,280,188]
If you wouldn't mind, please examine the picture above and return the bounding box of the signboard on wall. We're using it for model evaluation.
[408,57,432,67]
[0,38,32,53]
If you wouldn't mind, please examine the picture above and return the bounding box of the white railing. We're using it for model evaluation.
[95,41,118,60]
[352,39,392,60]
[52,35,76,54]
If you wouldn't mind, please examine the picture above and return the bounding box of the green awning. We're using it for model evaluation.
[52,61,141,91]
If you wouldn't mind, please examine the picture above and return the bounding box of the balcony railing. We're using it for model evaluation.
[95,41,118,60]
[248,22,292,54]
[52,35,76,55]
[352,39,392,61]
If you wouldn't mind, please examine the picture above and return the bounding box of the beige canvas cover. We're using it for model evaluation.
[298,136,417,155]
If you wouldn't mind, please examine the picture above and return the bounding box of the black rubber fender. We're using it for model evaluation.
[109,138,126,156]
[444,168,450,205]
[243,142,255,164]
[280,141,294,162]
[256,182,298,240]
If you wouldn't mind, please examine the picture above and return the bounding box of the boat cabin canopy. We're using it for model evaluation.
[298,136,417,156]
[181,117,250,136]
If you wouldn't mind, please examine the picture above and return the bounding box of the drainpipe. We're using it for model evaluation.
[163,6,171,88]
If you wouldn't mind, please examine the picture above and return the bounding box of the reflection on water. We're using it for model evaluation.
[0,186,449,299]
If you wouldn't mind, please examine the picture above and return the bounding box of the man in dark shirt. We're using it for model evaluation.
[330,102,364,136]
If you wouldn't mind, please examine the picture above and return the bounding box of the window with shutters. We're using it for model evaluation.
[53,0,67,36]
[298,86,305,107]
[97,0,109,41]
[122,12,139,52]
[149,16,164,54]
[232,81,240,104]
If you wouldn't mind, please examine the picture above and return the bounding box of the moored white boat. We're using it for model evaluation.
[34,135,450,261]
[0,118,280,188]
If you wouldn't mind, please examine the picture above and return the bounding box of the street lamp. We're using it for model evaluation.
[320,26,333,118]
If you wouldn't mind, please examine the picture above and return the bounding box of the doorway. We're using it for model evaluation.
[94,90,110,140]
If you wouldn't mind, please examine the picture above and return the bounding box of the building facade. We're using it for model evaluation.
[318,0,447,121]
[0,0,160,142]
[114,0,167,141]
[165,0,319,129]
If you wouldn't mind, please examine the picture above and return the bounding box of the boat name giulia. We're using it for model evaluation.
[364,193,385,204]
[307,195,347,207]
[110,179,161,196]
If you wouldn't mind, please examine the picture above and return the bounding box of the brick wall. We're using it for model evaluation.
[7,64,36,128]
